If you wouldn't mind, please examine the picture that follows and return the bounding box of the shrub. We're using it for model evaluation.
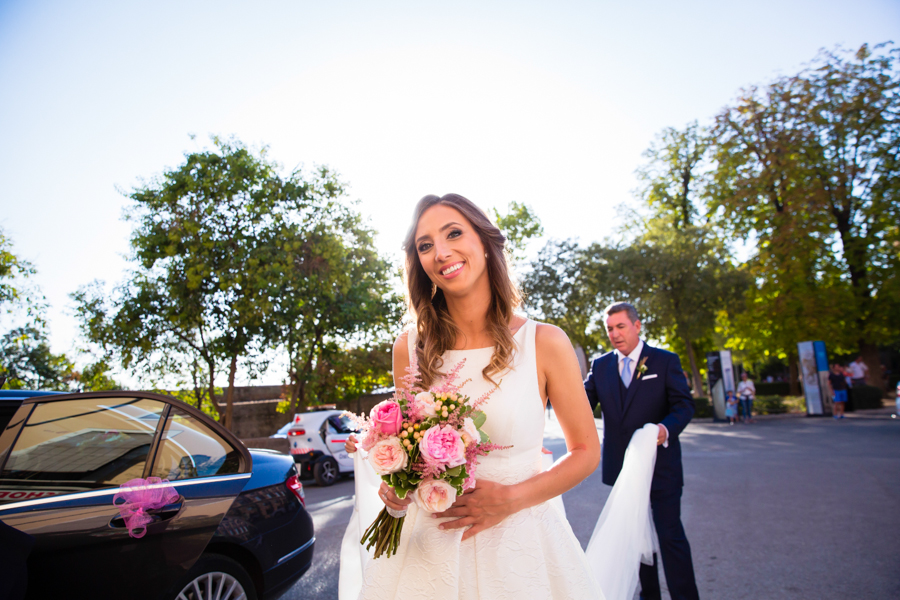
[752,395,787,415]
[755,382,791,396]
[693,397,712,419]
[847,385,885,411]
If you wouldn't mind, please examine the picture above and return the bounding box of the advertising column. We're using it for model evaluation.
[706,350,736,422]
[798,341,831,415]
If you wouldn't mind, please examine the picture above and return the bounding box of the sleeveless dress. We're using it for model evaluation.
[356,319,603,600]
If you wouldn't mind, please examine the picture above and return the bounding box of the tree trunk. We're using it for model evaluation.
[224,354,238,431]
[788,354,800,396]
[859,341,884,391]
[682,336,705,397]
[206,358,221,417]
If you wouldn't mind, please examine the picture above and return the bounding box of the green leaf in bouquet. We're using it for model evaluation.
[479,429,490,444]
[395,487,409,499]
[471,410,487,429]
[444,465,463,478]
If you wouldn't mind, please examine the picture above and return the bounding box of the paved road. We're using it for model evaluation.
[282,408,900,599]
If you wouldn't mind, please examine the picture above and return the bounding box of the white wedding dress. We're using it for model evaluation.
[340,320,659,600]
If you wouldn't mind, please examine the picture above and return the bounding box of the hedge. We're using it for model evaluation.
[846,385,885,411]
[754,382,792,396]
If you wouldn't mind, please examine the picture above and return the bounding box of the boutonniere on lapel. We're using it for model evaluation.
[635,357,649,380]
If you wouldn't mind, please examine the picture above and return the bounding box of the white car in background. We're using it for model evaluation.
[273,410,358,486]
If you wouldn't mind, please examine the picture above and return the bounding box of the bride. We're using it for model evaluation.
[341,194,658,600]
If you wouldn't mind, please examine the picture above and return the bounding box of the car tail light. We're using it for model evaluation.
[286,474,305,507]
[288,429,306,436]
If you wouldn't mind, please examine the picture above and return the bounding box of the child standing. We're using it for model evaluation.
[725,390,739,425]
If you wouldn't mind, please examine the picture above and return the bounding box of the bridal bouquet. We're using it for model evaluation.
[349,357,505,558]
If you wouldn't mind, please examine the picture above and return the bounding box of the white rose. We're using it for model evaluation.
[414,391,437,418]
[413,478,458,513]
[367,438,409,475]
[461,417,480,446]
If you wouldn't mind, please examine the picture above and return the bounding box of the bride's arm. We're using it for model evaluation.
[372,331,414,513]
[438,324,600,540]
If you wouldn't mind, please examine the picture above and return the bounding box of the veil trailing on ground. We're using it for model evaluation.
[339,423,659,600]
[585,422,660,600]
[339,450,381,599]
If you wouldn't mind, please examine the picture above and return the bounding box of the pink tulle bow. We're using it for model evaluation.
[113,477,180,538]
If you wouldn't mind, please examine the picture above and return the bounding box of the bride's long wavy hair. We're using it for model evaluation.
[402,193,522,387]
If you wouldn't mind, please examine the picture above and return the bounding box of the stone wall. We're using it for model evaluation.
[217,387,394,439]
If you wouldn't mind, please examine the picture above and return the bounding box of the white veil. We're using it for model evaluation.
[338,450,381,600]
[584,422,660,600]
[339,423,660,600]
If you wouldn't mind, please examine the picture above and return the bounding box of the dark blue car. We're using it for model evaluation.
[0,390,315,600]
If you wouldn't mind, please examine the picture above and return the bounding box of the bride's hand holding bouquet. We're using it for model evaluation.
[346,358,507,558]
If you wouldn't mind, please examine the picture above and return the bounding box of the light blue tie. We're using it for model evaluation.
[621,356,632,388]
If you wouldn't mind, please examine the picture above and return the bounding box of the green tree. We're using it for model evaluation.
[615,223,749,396]
[492,201,545,263]
[711,43,900,388]
[270,205,400,414]
[626,122,749,395]
[0,228,43,329]
[0,326,76,390]
[77,359,121,391]
[636,121,709,229]
[522,239,615,358]
[74,137,399,426]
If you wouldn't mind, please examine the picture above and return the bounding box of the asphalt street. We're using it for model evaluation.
[281,408,900,599]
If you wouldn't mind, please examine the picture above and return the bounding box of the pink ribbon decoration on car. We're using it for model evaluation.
[112,477,179,538]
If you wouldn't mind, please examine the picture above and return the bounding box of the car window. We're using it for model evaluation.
[328,414,358,434]
[151,406,241,481]
[0,397,166,498]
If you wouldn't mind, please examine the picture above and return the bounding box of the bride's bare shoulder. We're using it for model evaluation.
[534,322,573,351]
[393,330,410,357]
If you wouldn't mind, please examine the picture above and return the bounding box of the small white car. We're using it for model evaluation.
[273,410,358,486]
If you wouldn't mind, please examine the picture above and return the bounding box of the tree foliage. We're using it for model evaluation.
[74,137,398,428]
[0,327,76,390]
[491,201,545,263]
[710,43,900,387]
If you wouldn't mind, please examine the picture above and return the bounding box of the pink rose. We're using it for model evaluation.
[413,478,458,513]
[419,425,466,468]
[367,438,408,475]
[370,400,403,436]
[413,391,437,418]
[461,417,479,446]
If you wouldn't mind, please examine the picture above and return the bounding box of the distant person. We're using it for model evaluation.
[737,372,756,423]
[827,363,848,420]
[842,364,853,389]
[848,356,868,387]
[894,381,900,419]
[725,390,739,425]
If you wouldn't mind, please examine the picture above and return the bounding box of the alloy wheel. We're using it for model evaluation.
[176,571,247,600]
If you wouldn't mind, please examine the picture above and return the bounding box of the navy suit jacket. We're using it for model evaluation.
[584,343,694,491]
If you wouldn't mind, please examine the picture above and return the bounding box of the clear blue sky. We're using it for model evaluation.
[1,0,897,382]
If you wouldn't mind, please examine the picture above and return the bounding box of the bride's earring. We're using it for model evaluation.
[485,252,488,258]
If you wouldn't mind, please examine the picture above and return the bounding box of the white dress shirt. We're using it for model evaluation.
[613,339,668,446]
[614,339,644,385]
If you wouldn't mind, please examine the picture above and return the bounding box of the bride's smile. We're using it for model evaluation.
[414,204,490,298]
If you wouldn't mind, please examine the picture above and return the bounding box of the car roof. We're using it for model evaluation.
[0,390,66,400]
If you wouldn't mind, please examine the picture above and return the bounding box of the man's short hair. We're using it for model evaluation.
[603,302,640,323]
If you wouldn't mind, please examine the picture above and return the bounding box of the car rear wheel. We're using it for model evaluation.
[172,554,258,600]
[313,456,339,486]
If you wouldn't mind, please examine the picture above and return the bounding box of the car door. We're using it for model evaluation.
[0,392,251,600]
[322,414,356,472]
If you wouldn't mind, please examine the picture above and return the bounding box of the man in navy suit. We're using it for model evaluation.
[584,302,699,600]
